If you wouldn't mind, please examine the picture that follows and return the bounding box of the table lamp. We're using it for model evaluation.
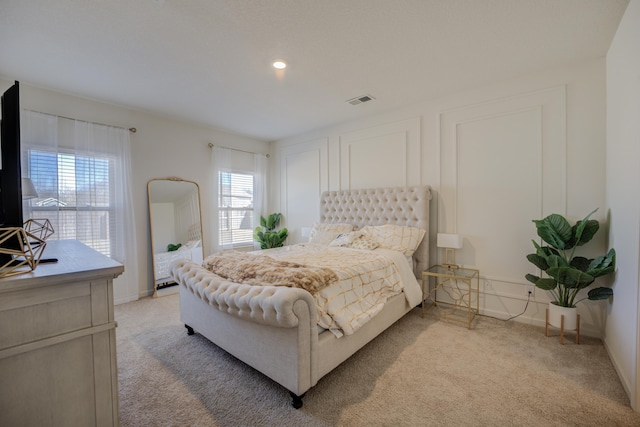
[437,233,463,269]
[22,178,39,200]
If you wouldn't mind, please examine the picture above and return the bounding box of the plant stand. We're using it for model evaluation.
[545,308,580,345]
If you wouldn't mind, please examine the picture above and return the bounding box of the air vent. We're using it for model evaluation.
[346,94,375,106]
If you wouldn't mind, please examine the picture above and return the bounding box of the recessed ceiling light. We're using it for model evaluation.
[273,60,287,70]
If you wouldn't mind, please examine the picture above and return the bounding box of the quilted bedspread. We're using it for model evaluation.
[259,244,422,337]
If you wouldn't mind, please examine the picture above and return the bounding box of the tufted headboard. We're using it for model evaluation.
[319,186,431,278]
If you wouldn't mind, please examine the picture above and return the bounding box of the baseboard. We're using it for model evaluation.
[115,294,139,305]
[603,336,635,410]
[478,289,603,338]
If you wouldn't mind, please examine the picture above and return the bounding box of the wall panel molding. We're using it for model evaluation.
[338,117,421,190]
[279,138,329,242]
[439,85,566,285]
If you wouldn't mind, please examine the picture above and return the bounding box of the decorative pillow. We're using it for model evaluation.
[329,231,364,247]
[308,222,355,245]
[360,224,426,256]
[348,236,380,250]
[184,239,201,249]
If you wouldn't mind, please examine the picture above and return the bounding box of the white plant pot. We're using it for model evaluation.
[548,303,578,330]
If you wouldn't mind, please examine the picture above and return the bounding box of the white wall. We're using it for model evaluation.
[272,58,610,337]
[0,77,269,301]
[606,0,640,410]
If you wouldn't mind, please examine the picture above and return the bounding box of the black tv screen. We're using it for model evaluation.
[0,81,24,263]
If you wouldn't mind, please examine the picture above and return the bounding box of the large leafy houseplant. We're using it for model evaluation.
[525,209,615,308]
[254,213,288,249]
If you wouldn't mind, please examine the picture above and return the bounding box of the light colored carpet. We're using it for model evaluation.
[115,294,640,426]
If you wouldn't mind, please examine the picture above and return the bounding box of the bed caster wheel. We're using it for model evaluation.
[185,324,194,335]
[290,392,305,409]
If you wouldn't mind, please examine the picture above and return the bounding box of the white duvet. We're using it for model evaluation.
[261,243,422,337]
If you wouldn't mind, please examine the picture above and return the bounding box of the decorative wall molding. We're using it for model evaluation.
[279,138,329,242]
[337,117,421,190]
[439,85,567,286]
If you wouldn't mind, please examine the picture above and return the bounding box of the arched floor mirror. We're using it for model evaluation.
[148,177,203,297]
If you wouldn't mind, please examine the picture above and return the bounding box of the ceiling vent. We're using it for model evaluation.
[346,94,375,106]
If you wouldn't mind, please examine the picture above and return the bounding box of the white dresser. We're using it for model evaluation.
[0,240,124,427]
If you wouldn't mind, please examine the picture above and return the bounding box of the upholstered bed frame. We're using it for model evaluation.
[171,185,431,408]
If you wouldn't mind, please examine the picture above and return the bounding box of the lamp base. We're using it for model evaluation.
[443,248,459,270]
[441,262,460,271]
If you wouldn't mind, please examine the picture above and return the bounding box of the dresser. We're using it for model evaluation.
[0,240,124,427]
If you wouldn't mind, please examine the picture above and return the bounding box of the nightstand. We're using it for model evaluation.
[421,265,479,328]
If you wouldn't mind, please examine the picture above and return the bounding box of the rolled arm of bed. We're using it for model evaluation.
[170,259,317,328]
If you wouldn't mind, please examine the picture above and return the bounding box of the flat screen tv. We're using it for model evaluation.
[0,81,24,265]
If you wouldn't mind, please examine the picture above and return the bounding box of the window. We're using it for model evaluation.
[218,171,254,247]
[27,149,114,257]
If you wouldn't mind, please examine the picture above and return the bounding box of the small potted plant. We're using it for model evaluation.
[525,209,616,330]
[254,213,288,249]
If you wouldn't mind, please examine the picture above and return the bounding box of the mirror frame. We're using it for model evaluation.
[147,176,204,297]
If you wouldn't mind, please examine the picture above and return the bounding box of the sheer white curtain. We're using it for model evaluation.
[210,145,268,252]
[210,145,232,252]
[21,110,139,304]
[253,152,267,250]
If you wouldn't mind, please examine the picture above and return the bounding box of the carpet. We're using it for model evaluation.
[115,294,639,426]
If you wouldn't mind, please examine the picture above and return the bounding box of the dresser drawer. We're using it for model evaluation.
[0,281,92,350]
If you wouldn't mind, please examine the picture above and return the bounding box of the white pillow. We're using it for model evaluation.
[184,239,201,249]
[360,224,426,256]
[308,222,355,245]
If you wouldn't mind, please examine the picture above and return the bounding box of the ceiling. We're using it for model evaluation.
[0,0,629,142]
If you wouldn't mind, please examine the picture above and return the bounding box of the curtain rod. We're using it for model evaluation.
[25,109,137,133]
[208,143,270,158]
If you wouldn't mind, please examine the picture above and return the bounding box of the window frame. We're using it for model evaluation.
[26,147,117,257]
[217,169,256,249]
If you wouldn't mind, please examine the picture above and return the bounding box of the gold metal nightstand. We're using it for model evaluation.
[421,265,480,329]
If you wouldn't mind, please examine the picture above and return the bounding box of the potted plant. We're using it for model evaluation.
[525,209,615,330]
[254,213,288,249]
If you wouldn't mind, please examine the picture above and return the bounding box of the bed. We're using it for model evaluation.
[153,222,203,296]
[153,241,203,287]
[170,185,431,408]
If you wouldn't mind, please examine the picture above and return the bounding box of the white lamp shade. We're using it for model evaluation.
[22,178,39,200]
[437,233,463,249]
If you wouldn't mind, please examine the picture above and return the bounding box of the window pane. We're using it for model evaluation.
[27,149,113,257]
[219,171,254,246]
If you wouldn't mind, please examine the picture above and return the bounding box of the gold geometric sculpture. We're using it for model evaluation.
[0,219,54,279]
[23,218,55,241]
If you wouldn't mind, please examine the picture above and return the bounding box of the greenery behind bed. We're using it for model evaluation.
[254,213,288,249]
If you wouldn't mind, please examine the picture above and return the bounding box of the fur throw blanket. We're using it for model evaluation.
[203,250,338,295]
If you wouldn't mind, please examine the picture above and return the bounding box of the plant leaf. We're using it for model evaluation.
[526,254,548,270]
[587,287,613,300]
[545,254,567,268]
[534,277,557,291]
[570,208,598,248]
[266,215,275,230]
[588,248,616,271]
[572,219,599,247]
[570,256,591,272]
[547,266,594,288]
[534,214,572,250]
[272,213,281,227]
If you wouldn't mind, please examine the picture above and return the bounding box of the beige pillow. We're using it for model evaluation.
[348,236,380,250]
[360,224,426,256]
[308,222,355,245]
